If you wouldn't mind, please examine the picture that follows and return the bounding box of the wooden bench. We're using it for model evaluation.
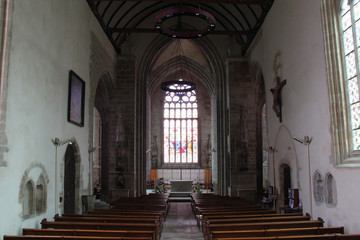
[210,226,344,239]
[88,209,166,220]
[197,210,278,229]
[40,219,161,240]
[90,209,165,216]
[204,219,324,240]
[53,215,162,232]
[110,198,169,214]
[4,236,151,240]
[22,228,155,240]
[214,234,360,240]
[198,212,301,229]
[54,214,160,224]
[62,213,161,220]
[203,215,312,235]
[195,207,268,216]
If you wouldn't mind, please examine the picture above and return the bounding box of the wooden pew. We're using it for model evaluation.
[54,214,160,224]
[204,218,324,240]
[214,234,360,240]
[197,210,278,229]
[89,209,166,218]
[195,207,270,216]
[4,236,151,240]
[203,215,312,235]
[22,228,155,240]
[198,212,301,229]
[110,196,169,214]
[40,219,161,240]
[210,226,344,239]
[62,213,160,220]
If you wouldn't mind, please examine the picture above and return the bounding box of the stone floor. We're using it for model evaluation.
[160,202,204,240]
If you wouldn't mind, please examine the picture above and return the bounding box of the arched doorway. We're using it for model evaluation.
[64,144,76,214]
[280,164,291,207]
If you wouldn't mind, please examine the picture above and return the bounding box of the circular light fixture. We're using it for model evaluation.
[161,80,196,93]
[155,7,216,38]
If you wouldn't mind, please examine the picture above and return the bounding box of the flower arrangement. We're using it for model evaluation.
[192,183,202,193]
[155,178,168,193]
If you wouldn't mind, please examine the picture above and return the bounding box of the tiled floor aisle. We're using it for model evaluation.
[160,202,204,240]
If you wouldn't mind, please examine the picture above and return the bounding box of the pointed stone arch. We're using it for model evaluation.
[93,72,113,200]
[137,34,227,195]
[273,125,300,209]
[250,62,266,199]
[19,162,50,218]
[59,139,82,214]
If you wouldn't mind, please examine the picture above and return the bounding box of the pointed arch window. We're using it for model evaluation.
[340,0,360,151]
[163,82,198,164]
[322,0,360,165]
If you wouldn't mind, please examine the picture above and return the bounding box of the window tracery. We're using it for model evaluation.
[163,82,198,164]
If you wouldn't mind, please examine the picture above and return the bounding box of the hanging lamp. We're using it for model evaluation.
[155,4,216,39]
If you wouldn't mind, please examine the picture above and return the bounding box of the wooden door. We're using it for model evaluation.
[64,144,76,214]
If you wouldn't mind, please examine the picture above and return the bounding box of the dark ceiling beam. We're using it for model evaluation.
[94,0,266,4]
[109,27,248,35]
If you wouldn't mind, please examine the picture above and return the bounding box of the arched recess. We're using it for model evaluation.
[137,35,227,195]
[23,180,34,217]
[19,162,50,218]
[94,72,112,200]
[36,174,47,213]
[273,125,299,209]
[250,63,266,200]
[313,170,324,205]
[325,172,337,206]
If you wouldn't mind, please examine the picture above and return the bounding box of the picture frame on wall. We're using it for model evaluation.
[67,70,85,127]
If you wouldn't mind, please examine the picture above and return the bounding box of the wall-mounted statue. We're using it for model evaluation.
[270,77,286,123]
[237,106,248,171]
[271,51,287,123]
[203,134,213,169]
[151,136,158,169]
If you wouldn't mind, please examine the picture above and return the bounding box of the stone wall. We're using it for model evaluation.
[108,56,136,195]
[227,59,257,197]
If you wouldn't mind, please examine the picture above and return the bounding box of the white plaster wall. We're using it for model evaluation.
[249,0,360,233]
[0,0,115,236]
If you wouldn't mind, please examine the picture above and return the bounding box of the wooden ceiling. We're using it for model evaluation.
[86,0,274,55]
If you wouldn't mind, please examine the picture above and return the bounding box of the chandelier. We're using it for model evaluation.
[160,39,196,93]
[155,6,216,38]
[161,80,196,93]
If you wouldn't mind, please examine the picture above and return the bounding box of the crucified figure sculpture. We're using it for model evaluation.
[270,77,286,122]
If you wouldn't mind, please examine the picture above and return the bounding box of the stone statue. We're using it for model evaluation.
[151,136,158,169]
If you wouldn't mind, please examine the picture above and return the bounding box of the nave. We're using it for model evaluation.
[3,193,360,240]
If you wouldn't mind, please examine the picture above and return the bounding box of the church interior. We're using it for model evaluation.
[1,0,360,238]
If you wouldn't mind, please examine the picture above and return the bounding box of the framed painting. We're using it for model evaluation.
[67,70,85,127]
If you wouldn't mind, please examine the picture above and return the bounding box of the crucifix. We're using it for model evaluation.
[270,77,286,122]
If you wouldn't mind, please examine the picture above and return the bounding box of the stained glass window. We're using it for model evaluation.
[341,0,360,151]
[163,82,198,163]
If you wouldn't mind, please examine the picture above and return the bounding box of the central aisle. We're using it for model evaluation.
[160,202,204,240]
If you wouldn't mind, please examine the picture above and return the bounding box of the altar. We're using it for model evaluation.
[170,180,193,192]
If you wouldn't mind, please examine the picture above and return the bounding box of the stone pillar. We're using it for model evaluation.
[227,58,257,199]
